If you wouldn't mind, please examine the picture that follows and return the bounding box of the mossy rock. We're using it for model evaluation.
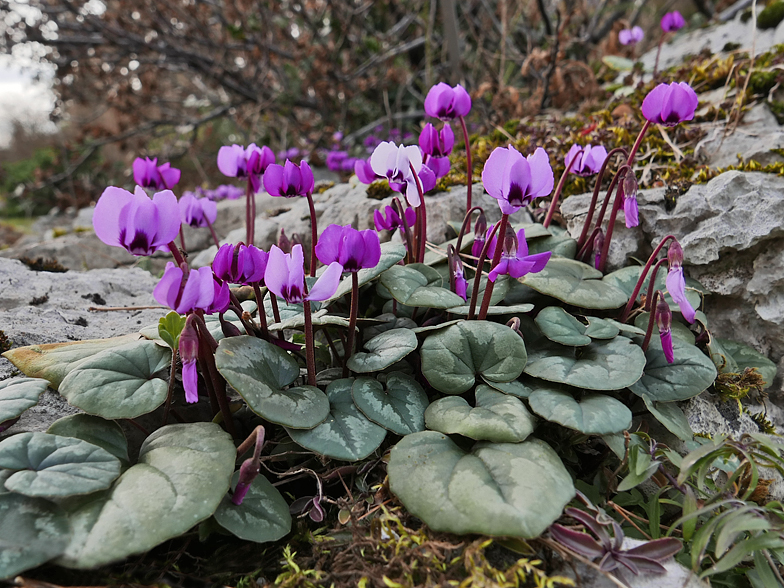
[757,1,784,29]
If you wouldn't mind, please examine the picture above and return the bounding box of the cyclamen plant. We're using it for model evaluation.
[0,75,777,586]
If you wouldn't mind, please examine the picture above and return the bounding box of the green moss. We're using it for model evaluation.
[723,42,742,52]
[758,1,784,29]
[769,100,784,124]
[749,70,779,95]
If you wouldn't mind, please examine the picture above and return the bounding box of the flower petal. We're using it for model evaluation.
[263,164,285,197]
[93,186,133,248]
[315,224,344,265]
[526,147,554,198]
[307,261,343,301]
[151,189,181,248]
[182,360,199,403]
[153,262,183,309]
[217,145,242,177]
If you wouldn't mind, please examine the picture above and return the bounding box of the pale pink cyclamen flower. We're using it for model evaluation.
[179,193,218,228]
[370,141,434,207]
[217,143,275,193]
[481,146,554,215]
[619,26,644,46]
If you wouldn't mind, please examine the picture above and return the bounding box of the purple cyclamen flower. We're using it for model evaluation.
[326,150,349,172]
[482,146,554,215]
[213,243,268,285]
[424,83,472,120]
[370,141,427,207]
[355,158,382,184]
[565,144,608,177]
[154,264,229,315]
[419,123,454,179]
[618,26,644,46]
[623,172,639,228]
[217,143,276,193]
[472,212,487,259]
[133,157,181,191]
[487,227,551,282]
[452,255,468,300]
[374,205,416,232]
[263,160,315,198]
[264,244,342,304]
[179,316,200,403]
[661,11,685,32]
[665,240,696,323]
[179,193,218,228]
[641,82,699,127]
[93,186,181,256]
[316,224,381,273]
[656,294,675,363]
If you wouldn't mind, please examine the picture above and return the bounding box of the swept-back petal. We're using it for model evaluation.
[263,164,285,197]
[151,189,181,246]
[182,360,199,403]
[482,146,513,199]
[307,261,343,301]
[153,262,183,309]
[94,186,133,247]
[527,147,554,197]
[452,85,472,116]
[665,267,696,323]
[370,141,399,177]
[264,245,288,299]
[315,224,344,265]
[360,230,381,268]
[642,84,668,123]
[217,145,242,177]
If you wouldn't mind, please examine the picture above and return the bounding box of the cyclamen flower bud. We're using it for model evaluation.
[471,212,487,258]
[278,228,292,253]
[656,294,674,363]
[451,253,468,300]
[593,230,604,270]
[665,239,696,323]
[179,316,200,403]
[623,172,639,228]
[667,240,684,268]
[231,454,260,506]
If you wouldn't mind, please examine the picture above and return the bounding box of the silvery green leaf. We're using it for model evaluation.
[521,258,627,309]
[352,373,428,435]
[0,377,48,424]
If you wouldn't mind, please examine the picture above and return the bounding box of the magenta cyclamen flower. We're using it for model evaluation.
[374,205,416,232]
[419,123,454,179]
[482,146,554,215]
[424,83,472,120]
[133,157,181,191]
[355,158,381,185]
[212,243,268,284]
[656,295,675,363]
[619,26,644,46]
[264,244,342,304]
[623,172,639,228]
[263,160,315,198]
[316,224,381,273]
[564,144,608,176]
[487,227,551,282]
[179,193,218,228]
[370,141,429,207]
[642,82,699,127]
[452,255,468,300]
[94,186,181,256]
[661,11,685,32]
[153,264,229,315]
[217,143,275,193]
[665,240,696,323]
[179,317,200,403]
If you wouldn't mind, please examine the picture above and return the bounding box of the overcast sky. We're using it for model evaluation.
[0,58,56,147]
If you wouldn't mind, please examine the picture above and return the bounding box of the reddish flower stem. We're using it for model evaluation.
[245,178,254,245]
[455,206,484,258]
[206,218,221,249]
[591,164,630,242]
[642,290,663,351]
[162,346,178,426]
[303,299,317,386]
[251,283,270,340]
[627,120,652,165]
[576,226,604,262]
[653,35,664,77]
[306,192,318,277]
[343,272,360,378]
[392,197,415,264]
[459,115,473,212]
[478,214,509,321]
[618,235,676,322]
[644,258,669,312]
[410,163,427,263]
[596,177,625,273]
[576,147,628,248]
[543,149,581,228]
[167,241,186,267]
[467,221,501,320]
[192,314,237,437]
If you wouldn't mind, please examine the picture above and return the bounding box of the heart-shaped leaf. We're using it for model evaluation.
[2,335,142,390]
[521,258,627,309]
[56,422,235,569]
[47,414,129,464]
[215,335,329,429]
[213,471,292,543]
[0,433,121,498]
[706,336,740,373]
[717,338,777,389]
[526,232,577,258]
[0,377,48,424]
[323,242,406,304]
[642,395,693,441]
[380,265,465,309]
[628,337,717,402]
[388,432,574,537]
[0,493,71,579]
[352,373,428,435]
[58,340,171,419]
[481,377,531,398]
[524,336,646,391]
[268,309,350,332]
[527,389,632,435]
[424,385,535,442]
[535,307,591,346]
[286,379,387,461]
[583,317,620,339]
[347,329,418,373]
[421,321,527,394]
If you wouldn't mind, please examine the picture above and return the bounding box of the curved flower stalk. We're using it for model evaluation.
[133,157,181,191]
[265,244,343,385]
[264,160,320,276]
[619,26,644,46]
[425,83,473,211]
[656,295,675,363]
[665,240,696,323]
[218,143,275,248]
[93,186,181,258]
[316,225,381,375]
